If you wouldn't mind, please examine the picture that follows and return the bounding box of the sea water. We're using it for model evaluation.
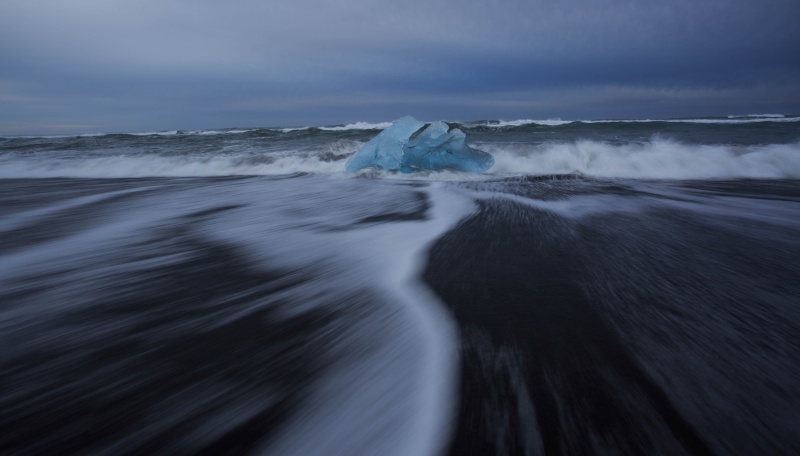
[1,116,800,455]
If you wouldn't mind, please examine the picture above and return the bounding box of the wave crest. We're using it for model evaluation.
[3,138,800,180]
[485,140,800,179]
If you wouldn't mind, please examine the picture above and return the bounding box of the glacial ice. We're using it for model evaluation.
[344,116,425,172]
[345,116,494,173]
[401,121,494,173]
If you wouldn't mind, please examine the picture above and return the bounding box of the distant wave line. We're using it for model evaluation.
[3,115,798,139]
[466,115,798,128]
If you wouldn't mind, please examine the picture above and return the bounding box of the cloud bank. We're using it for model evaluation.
[2,0,799,134]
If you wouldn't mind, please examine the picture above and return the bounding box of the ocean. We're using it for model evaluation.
[1,115,800,455]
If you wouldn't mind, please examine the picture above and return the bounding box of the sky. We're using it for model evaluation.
[1,0,799,134]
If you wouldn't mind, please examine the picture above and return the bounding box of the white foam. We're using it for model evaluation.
[1,133,95,139]
[129,130,180,136]
[472,116,800,127]
[585,117,800,125]
[0,187,153,234]
[0,153,347,178]
[279,121,393,133]
[193,178,473,456]
[664,117,798,124]
[270,185,468,456]
[319,121,393,131]
[485,140,800,179]
[3,139,800,181]
[728,114,785,119]
[193,129,253,135]
[5,116,797,139]
[128,129,254,136]
[479,119,573,127]
[0,129,258,139]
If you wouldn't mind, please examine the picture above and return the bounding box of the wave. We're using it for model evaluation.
[485,140,800,179]
[127,116,797,133]
[320,121,393,131]
[0,153,350,178]
[728,114,785,119]
[279,121,393,133]
[656,117,798,124]
[1,129,260,140]
[5,115,797,140]
[460,116,800,130]
[3,136,800,180]
[119,129,259,137]
[426,116,800,129]
[470,119,572,128]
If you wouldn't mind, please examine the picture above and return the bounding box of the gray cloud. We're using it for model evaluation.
[1,0,799,133]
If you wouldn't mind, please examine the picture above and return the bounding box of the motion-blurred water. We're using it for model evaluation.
[2,116,800,455]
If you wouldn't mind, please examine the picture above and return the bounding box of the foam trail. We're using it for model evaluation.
[0,187,153,233]
[194,179,473,456]
[265,186,469,456]
[0,153,349,178]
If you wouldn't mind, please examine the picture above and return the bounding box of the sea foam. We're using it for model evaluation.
[2,140,800,180]
[485,140,800,179]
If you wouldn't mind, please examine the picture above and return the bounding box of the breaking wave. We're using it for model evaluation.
[319,121,394,131]
[126,129,257,136]
[4,116,798,140]
[471,119,572,128]
[2,139,799,180]
[486,140,800,179]
[279,122,393,133]
[1,122,392,139]
[0,153,348,178]
[654,116,799,124]
[728,114,785,119]
[462,115,800,129]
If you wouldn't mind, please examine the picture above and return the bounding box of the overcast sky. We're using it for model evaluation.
[2,0,799,134]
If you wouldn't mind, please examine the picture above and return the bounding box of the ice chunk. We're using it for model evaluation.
[345,117,494,173]
[344,116,425,172]
[401,121,494,173]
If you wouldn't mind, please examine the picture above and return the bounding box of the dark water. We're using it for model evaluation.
[2,117,800,455]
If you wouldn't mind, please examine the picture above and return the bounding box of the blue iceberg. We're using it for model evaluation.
[345,116,494,173]
[344,116,425,172]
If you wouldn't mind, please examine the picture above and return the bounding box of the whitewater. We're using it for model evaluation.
[1,116,800,455]
[2,116,799,179]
